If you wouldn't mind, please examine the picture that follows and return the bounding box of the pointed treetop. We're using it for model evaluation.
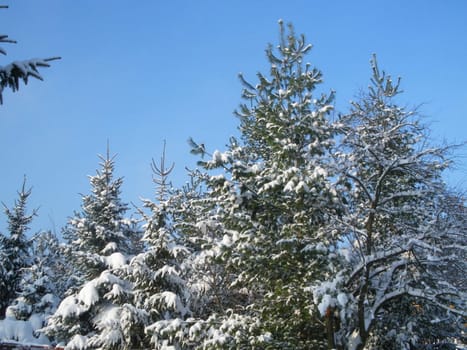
[369,54,402,98]
[151,140,175,202]
[2,176,38,238]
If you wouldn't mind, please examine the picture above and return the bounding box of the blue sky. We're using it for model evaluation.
[1,0,466,234]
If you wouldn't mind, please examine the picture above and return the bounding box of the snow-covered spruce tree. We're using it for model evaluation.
[126,148,193,349]
[43,150,143,349]
[182,21,341,348]
[150,167,268,349]
[117,145,260,349]
[11,231,69,318]
[6,231,68,343]
[0,178,36,318]
[62,149,141,281]
[316,57,466,350]
[0,5,59,104]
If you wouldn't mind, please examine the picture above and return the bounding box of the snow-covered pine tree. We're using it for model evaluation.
[0,178,36,318]
[0,5,59,104]
[43,150,142,349]
[183,21,341,348]
[318,56,466,350]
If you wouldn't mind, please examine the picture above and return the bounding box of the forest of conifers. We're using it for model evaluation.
[1,17,465,350]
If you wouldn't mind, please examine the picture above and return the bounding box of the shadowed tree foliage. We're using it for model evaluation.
[0,178,36,318]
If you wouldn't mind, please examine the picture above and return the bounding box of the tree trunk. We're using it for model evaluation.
[326,306,336,349]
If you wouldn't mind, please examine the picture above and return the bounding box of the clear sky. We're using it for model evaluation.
[1,0,466,234]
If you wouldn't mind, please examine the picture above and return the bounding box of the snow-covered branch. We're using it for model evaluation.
[371,286,467,321]
[346,244,412,287]
[345,172,373,202]
[0,57,60,103]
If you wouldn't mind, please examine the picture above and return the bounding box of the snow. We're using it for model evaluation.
[295,181,309,193]
[41,293,57,305]
[66,334,88,350]
[317,294,334,316]
[312,166,327,179]
[0,307,50,345]
[318,105,333,114]
[243,163,263,174]
[95,270,123,286]
[101,242,117,254]
[311,273,345,316]
[257,332,273,343]
[28,313,46,333]
[104,283,125,299]
[159,291,179,310]
[93,305,120,329]
[212,150,228,163]
[78,281,99,307]
[146,318,184,346]
[104,252,127,269]
[54,269,130,322]
[189,321,203,339]
[338,247,352,262]
[212,150,222,162]
[347,330,362,350]
[337,292,348,307]
[221,234,233,246]
[155,265,178,278]
[283,180,295,192]
[55,296,83,318]
[0,317,34,343]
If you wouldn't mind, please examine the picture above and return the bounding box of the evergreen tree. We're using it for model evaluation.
[43,150,142,348]
[36,22,465,350]
[179,21,341,348]
[74,146,205,349]
[127,147,192,349]
[175,169,269,349]
[10,231,65,321]
[62,149,141,281]
[7,231,68,343]
[0,5,59,104]
[0,178,36,318]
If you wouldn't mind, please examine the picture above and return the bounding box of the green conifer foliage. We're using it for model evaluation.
[10,231,65,321]
[187,21,341,348]
[63,151,140,281]
[0,178,35,318]
[44,150,142,348]
[128,149,192,349]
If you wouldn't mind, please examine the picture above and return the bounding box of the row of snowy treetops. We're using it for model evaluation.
[1,18,466,350]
